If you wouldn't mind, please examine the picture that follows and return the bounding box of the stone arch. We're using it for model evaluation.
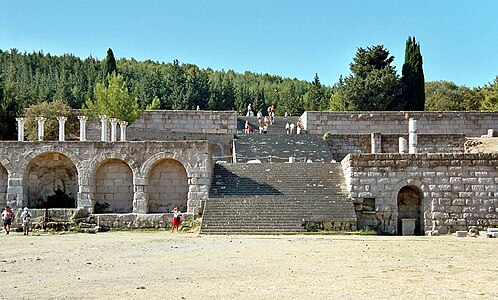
[147,158,189,213]
[88,152,140,181]
[0,163,8,207]
[390,179,429,236]
[141,152,193,178]
[18,146,84,184]
[93,158,134,213]
[397,185,423,235]
[23,152,79,208]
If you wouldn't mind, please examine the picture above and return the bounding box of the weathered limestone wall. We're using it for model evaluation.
[84,110,236,157]
[342,153,498,234]
[94,159,134,213]
[327,133,465,161]
[302,111,498,136]
[148,159,189,213]
[0,141,211,216]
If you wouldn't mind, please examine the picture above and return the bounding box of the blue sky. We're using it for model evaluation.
[1,1,497,87]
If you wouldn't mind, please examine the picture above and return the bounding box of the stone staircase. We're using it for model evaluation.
[201,163,356,233]
[236,116,333,163]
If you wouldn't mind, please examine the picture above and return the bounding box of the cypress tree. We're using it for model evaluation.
[401,37,425,110]
[103,48,117,77]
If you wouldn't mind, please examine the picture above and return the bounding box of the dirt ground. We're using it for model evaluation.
[1,231,497,300]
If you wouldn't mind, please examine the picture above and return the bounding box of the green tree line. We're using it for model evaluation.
[1,42,497,140]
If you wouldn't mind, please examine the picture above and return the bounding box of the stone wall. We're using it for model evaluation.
[302,111,498,136]
[0,141,211,216]
[148,159,189,213]
[94,159,134,213]
[342,153,498,234]
[327,133,466,161]
[84,110,236,158]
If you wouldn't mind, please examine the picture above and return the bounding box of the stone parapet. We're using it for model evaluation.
[327,133,466,161]
[303,111,498,136]
[85,110,237,141]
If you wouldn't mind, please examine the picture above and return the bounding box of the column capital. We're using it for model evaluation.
[119,121,128,126]
[57,116,68,122]
[99,115,108,121]
[110,118,118,124]
[16,117,25,122]
[78,115,88,121]
[36,116,47,122]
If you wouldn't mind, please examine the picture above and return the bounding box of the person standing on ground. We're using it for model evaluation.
[290,122,295,134]
[285,122,290,134]
[171,207,182,233]
[1,206,14,235]
[21,207,31,235]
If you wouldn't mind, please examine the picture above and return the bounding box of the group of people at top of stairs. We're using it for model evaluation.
[285,121,302,134]
[244,103,303,134]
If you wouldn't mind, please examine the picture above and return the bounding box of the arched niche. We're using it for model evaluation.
[94,158,134,213]
[397,185,423,235]
[24,152,78,208]
[148,158,188,213]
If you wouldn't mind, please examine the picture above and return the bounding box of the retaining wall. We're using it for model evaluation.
[301,111,498,136]
[327,133,466,161]
[342,153,498,234]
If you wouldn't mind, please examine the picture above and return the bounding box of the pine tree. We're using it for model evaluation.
[401,37,425,111]
[306,73,324,111]
[340,45,402,111]
[85,73,141,123]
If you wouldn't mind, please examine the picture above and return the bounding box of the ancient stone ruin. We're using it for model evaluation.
[1,110,497,234]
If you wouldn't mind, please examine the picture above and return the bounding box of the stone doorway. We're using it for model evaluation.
[397,185,423,235]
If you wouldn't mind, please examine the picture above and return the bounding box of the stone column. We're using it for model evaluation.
[370,132,382,154]
[57,116,67,141]
[16,117,25,141]
[133,177,148,213]
[119,121,128,141]
[100,115,108,141]
[399,137,408,154]
[408,118,418,154]
[36,117,47,141]
[110,118,118,142]
[78,116,88,141]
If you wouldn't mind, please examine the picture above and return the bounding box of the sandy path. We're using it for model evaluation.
[1,232,497,299]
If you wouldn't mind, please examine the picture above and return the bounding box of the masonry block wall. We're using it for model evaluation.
[84,110,236,157]
[0,141,211,215]
[148,159,189,213]
[302,111,498,136]
[342,153,498,234]
[95,159,134,213]
[327,133,466,161]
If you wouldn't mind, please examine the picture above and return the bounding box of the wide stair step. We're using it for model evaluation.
[201,163,356,234]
